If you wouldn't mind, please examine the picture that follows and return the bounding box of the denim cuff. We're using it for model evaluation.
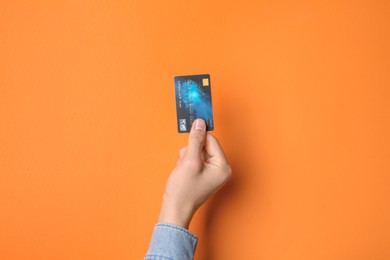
[145,223,198,260]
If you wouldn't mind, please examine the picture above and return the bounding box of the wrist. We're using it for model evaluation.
[158,197,195,229]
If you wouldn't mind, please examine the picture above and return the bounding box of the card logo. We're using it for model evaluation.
[179,119,187,131]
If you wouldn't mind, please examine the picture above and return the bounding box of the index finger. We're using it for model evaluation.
[204,133,228,164]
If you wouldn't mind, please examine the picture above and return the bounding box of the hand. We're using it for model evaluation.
[158,119,232,229]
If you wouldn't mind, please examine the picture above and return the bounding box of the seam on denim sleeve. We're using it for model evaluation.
[145,254,174,260]
[156,223,197,241]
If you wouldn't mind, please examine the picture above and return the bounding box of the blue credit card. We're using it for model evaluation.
[174,74,214,133]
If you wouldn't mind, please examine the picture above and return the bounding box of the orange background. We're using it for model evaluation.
[1,1,389,259]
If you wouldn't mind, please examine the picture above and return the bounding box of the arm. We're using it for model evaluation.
[145,119,232,260]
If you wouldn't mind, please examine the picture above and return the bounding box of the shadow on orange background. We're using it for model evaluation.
[0,1,389,259]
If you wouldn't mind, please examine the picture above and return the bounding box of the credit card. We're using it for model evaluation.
[174,74,214,133]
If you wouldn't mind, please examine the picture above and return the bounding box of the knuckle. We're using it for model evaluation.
[178,147,186,156]
[223,164,233,180]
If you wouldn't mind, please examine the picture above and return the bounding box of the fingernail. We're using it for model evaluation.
[194,119,205,130]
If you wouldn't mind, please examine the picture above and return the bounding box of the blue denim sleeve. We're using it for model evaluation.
[145,223,198,260]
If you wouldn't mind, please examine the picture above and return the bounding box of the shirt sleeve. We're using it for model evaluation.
[144,223,198,260]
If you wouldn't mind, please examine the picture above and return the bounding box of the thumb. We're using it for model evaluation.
[185,119,206,162]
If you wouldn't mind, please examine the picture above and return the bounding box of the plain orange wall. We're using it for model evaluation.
[1,1,389,259]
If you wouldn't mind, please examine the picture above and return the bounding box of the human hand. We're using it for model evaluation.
[158,119,232,229]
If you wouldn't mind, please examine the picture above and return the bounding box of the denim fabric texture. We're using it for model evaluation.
[145,223,198,260]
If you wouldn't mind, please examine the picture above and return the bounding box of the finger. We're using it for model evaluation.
[176,147,187,165]
[178,147,187,159]
[201,149,209,161]
[185,119,206,162]
[204,133,228,164]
